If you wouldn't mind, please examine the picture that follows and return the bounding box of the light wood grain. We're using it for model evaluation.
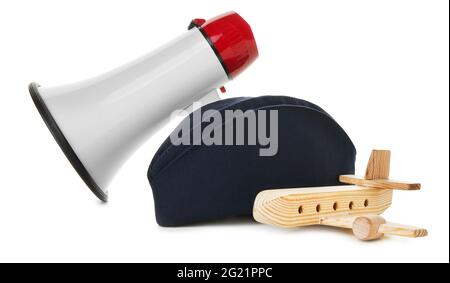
[320,215,428,240]
[352,215,386,240]
[365,150,391,180]
[252,149,428,240]
[339,175,421,190]
[320,215,356,228]
[379,222,428,238]
[253,185,393,228]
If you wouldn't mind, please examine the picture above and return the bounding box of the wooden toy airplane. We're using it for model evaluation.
[253,150,428,241]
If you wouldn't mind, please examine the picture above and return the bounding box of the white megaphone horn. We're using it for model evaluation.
[29,11,258,201]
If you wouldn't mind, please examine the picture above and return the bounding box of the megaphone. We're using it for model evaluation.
[29,11,258,201]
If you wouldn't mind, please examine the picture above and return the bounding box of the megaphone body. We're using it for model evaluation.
[29,12,258,201]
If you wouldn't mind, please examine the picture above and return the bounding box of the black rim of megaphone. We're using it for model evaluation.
[29,82,108,202]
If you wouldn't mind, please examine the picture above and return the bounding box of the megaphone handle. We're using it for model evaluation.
[198,88,221,106]
[182,88,221,113]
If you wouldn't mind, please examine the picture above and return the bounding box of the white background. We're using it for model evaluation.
[0,0,448,263]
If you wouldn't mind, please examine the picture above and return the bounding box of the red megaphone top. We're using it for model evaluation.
[190,11,259,79]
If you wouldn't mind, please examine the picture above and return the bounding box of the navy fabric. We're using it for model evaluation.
[148,96,356,227]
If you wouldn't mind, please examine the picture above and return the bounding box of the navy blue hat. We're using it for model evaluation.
[148,96,356,226]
